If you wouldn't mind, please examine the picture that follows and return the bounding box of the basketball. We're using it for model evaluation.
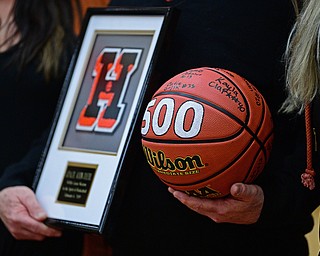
[140,67,273,198]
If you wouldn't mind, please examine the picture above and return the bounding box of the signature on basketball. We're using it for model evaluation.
[245,80,262,107]
[163,81,196,91]
[208,77,246,112]
[180,69,203,79]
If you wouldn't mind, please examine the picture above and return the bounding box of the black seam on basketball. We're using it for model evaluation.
[154,91,246,125]
[242,147,264,183]
[147,68,273,188]
[161,129,273,187]
[201,67,268,150]
[257,99,266,157]
[151,91,266,151]
[242,130,273,182]
[152,66,270,157]
[141,129,244,144]
[161,138,257,187]
[201,67,250,125]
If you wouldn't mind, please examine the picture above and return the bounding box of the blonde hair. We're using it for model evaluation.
[291,0,300,16]
[282,0,320,113]
[38,25,65,81]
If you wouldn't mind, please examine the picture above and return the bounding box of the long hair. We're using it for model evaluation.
[291,0,301,16]
[282,0,320,113]
[4,0,81,81]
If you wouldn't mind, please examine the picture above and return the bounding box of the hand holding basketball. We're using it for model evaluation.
[168,183,264,224]
[141,67,273,198]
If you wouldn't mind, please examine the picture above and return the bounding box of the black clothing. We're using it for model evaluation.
[105,0,320,255]
[0,44,58,175]
[0,44,83,255]
[0,43,60,189]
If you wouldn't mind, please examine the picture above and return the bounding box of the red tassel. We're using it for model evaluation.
[301,168,315,190]
[302,105,315,190]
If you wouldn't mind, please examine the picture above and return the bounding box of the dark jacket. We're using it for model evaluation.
[105,0,320,255]
[0,42,83,256]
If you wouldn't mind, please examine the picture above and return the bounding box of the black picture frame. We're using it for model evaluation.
[33,6,176,233]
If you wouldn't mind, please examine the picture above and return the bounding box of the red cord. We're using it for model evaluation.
[301,104,316,190]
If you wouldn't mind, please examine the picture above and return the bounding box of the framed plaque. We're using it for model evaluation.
[33,7,175,233]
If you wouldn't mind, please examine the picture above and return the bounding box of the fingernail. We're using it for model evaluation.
[35,212,47,220]
[234,184,243,196]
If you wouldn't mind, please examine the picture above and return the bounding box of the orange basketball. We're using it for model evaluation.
[140,67,273,198]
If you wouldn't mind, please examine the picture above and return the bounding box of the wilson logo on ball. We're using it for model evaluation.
[141,67,273,198]
[142,145,205,173]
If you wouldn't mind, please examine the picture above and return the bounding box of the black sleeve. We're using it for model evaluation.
[0,129,49,191]
[255,110,320,230]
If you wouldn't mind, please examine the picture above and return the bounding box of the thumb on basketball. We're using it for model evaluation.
[230,183,262,201]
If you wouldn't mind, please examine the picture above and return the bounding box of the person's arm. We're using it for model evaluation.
[0,129,49,190]
[168,183,263,224]
[0,186,62,240]
[169,112,320,227]
[0,128,62,240]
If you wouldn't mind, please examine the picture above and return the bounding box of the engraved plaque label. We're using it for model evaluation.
[57,163,97,206]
